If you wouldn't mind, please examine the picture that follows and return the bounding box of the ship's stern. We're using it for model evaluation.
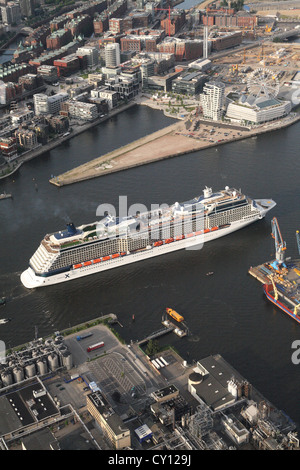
[21,267,45,289]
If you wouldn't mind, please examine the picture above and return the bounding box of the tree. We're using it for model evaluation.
[145,339,159,356]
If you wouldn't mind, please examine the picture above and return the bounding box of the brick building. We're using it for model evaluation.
[157,38,203,61]
[46,29,72,50]
[54,54,80,77]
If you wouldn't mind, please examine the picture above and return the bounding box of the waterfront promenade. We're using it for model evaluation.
[0,101,137,181]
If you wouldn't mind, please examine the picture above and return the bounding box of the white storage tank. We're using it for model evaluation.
[36,359,48,376]
[13,366,24,383]
[61,351,73,370]
[25,362,36,378]
[1,370,12,386]
[48,353,59,371]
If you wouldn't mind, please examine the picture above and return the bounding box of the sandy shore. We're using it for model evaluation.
[50,111,300,187]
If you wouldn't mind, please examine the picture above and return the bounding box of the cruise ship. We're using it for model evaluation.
[20,187,276,289]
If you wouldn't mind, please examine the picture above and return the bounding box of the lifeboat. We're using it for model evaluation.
[211,226,218,231]
[120,252,126,256]
[165,238,174,244]
[154,241,163,247]
[176,235,185,241]
[83,261,92,266]
[186,233,195,238]
[102,256,111,261]
[73,263,82,269]
[93,258,101,264]
[112,253,120,259]
[204,228,211,233]
[194,230,203,236]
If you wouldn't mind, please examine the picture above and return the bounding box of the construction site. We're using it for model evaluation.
[249,217,300,324]
[211,41,300,89]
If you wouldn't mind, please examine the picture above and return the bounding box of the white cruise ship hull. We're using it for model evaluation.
[20,206,273,289]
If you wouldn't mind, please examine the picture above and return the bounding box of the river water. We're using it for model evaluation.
[0,104,300,427]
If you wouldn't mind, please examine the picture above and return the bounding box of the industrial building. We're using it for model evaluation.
[0,380,60,440]
[87,390,131,449]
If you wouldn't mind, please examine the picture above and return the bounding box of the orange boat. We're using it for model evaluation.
[112,253,120,259]
[166,308,184,323]
[102,256,111,261]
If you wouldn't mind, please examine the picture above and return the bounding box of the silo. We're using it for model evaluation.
[36,359,48,376]
[57,344,68,355]
[13,366,24,383]
[54,335,64,345]
[48,353,59,371]
[1,370,12,386]
[61,351,73,370]
[25,362,36,378]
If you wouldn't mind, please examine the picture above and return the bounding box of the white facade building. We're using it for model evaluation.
[226,96,292,124]
[34,93,69,115]
[67,101,98,121]
[200,81,225,121]
[104,43,120,68]
[77,46,99,68]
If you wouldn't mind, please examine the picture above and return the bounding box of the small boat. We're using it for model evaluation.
[0,193,12,200]
[0,297,6,305]
[206,272,214,276]
[166,308,184,323]
[0,318,11,324]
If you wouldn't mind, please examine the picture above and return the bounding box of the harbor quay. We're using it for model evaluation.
[0,314,298,451]
[49,111,300,187]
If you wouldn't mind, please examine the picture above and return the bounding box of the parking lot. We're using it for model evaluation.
[64,324,120,367]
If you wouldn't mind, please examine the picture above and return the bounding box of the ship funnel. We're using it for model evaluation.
[66,223,77,235]
[203,187,212,199]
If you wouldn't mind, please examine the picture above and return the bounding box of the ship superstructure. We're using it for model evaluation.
[21,187,276,288]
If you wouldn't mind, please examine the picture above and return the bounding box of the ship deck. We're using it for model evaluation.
[249,258,300,307]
